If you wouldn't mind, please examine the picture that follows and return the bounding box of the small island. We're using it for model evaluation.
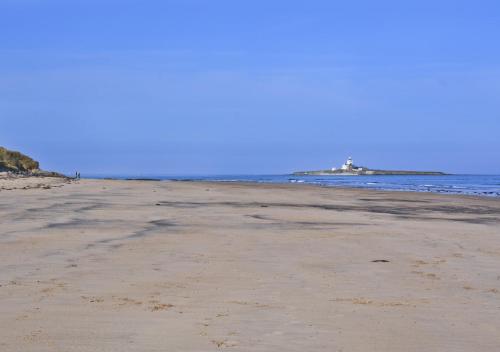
[294,157,447,176]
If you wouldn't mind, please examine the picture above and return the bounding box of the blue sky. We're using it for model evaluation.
[1,0,499,175]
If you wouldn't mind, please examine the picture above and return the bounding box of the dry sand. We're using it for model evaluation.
[1,177,499,351]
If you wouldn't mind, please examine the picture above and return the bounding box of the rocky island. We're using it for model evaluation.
[294,157,447,176]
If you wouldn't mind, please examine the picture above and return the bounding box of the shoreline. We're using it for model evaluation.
[2,174,500,200]
[78,173,500,198]
[91,176,500,199]
[170,179,500,202]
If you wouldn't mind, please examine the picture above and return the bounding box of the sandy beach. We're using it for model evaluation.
[1,177,499,351]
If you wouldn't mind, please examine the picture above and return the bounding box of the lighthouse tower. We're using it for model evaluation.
[341,157,353,171]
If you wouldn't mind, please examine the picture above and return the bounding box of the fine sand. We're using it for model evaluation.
[1,177,499,351]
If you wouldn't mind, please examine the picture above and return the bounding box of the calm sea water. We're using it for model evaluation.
[89,174,500,197]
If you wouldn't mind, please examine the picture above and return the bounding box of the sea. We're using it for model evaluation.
[88,174,500,197]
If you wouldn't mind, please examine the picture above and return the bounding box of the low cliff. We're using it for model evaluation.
[0,146,40,172]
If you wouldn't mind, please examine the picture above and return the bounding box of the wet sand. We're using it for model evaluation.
[1,178,499,351]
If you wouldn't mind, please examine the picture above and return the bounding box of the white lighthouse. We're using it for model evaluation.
[341,156,353,171]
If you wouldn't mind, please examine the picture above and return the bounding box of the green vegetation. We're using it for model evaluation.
[0,146,40,172]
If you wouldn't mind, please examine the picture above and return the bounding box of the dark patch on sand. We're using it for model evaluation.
[26,202,109,215]
[447,217,499,224]
[247,214,272,221]
[156,200,500,219]
[245,214,369,229]
[46,218,115,229]
[148,220,177,227]
[85,219,178,249]
[358,198,431,203]
[397,216,499,225]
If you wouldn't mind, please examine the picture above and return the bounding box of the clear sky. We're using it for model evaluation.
[1,0,499,175]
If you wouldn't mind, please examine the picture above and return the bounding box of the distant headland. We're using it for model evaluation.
[294,157,448,176]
